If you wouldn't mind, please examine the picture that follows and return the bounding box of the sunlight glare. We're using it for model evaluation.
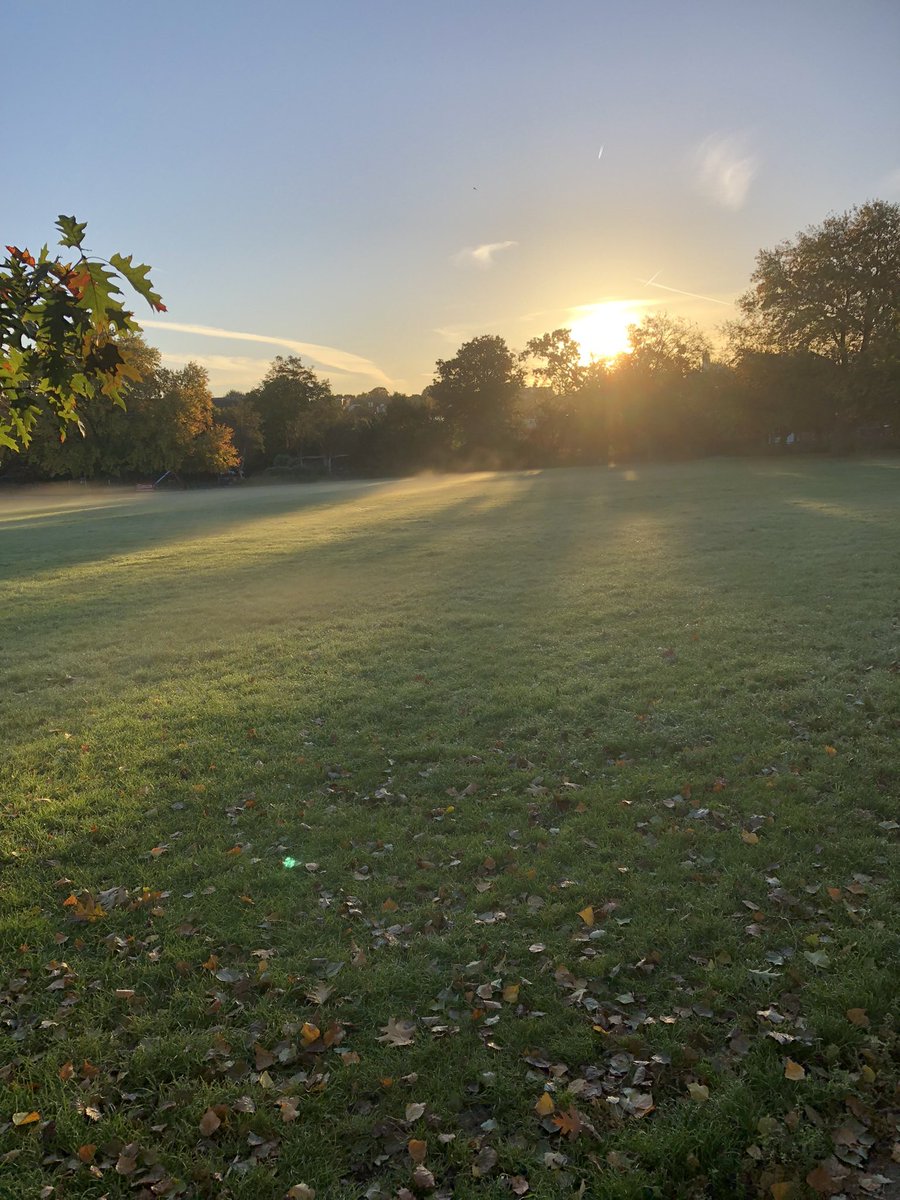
[568,301,642,364]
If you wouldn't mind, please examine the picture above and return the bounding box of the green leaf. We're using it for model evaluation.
[79,261,125,326]
[109,253,166,312]
[56,215,88,249]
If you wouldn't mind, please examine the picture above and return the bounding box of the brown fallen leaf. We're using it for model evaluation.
[472,1144,498,1177]
[377,1017,416,1046]
[286,1186,316,1199]
[412,1166,435,1191]
[300,1022,321,1045]
[846,1007,869,1027]
[77,1144,97,1163]
[277,1097,300,1123]
[509,1177,530,1196]
[553,1107,582,1139]
[58,1061,74,1081]
[199,1108,221,1136]
[784,1058,806,1081]
[740,830,759,845]
[408,1138,427,1164]
[381,897,399,912]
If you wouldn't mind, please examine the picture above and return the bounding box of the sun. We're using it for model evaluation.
[568,301,642,364]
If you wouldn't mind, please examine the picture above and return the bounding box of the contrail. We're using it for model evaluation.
[142,319,393,386]
[637,276,732,307]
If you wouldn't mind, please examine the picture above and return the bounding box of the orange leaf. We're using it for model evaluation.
[534,1092,555,1116]
[381,897,398,912]
[824,745,837,756]
[77,1143,97,1163]
[300,1022,321,1045]
[552,1107,583,1138]
[784,1058,806,1081]
[226,845,242,856]
[11,1111,40,1126]
[502,983,520,1003]
[408,1138,427,1164]
[58,1060,74,1080]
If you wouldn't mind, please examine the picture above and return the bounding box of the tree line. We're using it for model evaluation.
[3,200,898,482]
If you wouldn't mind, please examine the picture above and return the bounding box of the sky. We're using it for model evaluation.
[5,0,899,395]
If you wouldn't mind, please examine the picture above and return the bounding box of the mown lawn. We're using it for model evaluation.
[1,461,897,1200]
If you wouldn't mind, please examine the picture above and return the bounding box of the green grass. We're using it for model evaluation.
[1,461,898,1199]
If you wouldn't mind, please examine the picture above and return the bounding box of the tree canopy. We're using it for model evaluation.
[0,217,165,451]
[430,335,524,461]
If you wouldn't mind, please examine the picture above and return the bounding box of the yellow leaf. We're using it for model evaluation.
[784,1058,806,1081]
[534,1092,555,1116]
[770,1184,794,1199]
[846,1007,869,1027]
[741,830,759,845]
[687,1082,710,1101]
[381,897,398,912]
[577,905,594,926]
[12,1111,40,1126]
[502,983,520,1004]
[300,1022,321,1045]
[824,745,837,756]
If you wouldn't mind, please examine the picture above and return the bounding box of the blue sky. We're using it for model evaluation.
[6,0,899,394]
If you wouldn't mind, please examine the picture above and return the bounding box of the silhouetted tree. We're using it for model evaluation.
[247,356,338,461]
[430,335,524,464]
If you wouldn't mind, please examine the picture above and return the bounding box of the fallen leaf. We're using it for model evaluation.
[11,1112,40,1127]
[552,1107,582,1138]
[502,983,520,1003]
[534,1092,555,1116]
[58,1061,74,1080]
[405,1102,426,1123]
[286,1186,316,1199]
[377,1018,416,1046]
[509,1177,530,1196]
[412,1166,435,1191]
[408,1138,427,1164]
[741,830,759,845]
[687,1082,710,1101]
[300,1022,321,1045]
[277,1097,300,1123]
[784,1059,806,1081]
[577,905,594,926]
[846,1007,869,1027]
[381,897,399,912]
[824,745,837,756]
[472,1144,498,1177]
[199,1108,221,1136]
[77,1144,97,1163]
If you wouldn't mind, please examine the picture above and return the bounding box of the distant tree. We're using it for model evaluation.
[521,331,608,464]
[610,314,713,460]
[626,313,712,376]
[247,356,338,461]
[430,335,524,462]
[728,200,900,441]
[215,390,265,470]
[349,393,441,475]
[1,216,165,451]
[26,341,238,479]
[522,328,585,396]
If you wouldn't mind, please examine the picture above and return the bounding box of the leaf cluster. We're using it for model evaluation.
[0,216,165,451]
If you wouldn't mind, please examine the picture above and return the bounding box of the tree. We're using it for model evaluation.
[626,313,712,376]
[522,328,585,396]
[430,334,524,462]
[1,216,165,451]
[610,314,713,460]
[215,391,265,470]
[24,340,238,479]
[247,356,338,461]
[728,200,900,439]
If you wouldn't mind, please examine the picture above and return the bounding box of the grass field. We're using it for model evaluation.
[1,461,898,1200]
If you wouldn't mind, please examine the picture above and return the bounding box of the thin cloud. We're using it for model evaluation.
[694,134,759,210]
[142,319,393,387]
[453,240,518,268]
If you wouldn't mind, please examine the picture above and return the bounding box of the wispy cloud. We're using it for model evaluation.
[453,240,518,268]
[142,319,393,387]
[693,134,758,210]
